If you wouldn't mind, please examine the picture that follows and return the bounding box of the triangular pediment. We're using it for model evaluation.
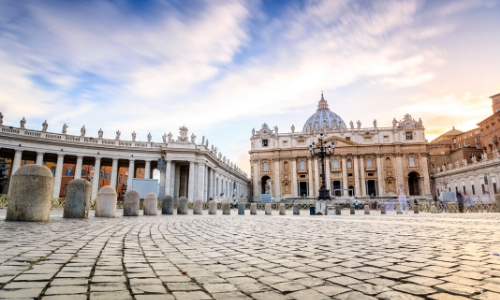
[325,136,357,146]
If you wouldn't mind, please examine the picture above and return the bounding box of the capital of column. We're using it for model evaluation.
[112,158,119,162]
[290,156,297,161]
[57,153,65,158]
[420,152,428,157]
[272,157,280,162]
[376,153,383,158]
[77,155,83,159]
[37,151,45,155]
[340,154,347,158]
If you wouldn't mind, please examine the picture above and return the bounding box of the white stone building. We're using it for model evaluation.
[0,119,249,202]
[249,94,431,202]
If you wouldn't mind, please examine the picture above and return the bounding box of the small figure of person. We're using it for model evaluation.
[398,184,408,214]
[464,192,473,213]
[233,199,237,210]
[354,200,359,210]
[456,191,464,213]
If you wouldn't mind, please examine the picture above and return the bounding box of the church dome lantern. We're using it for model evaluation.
[302,93,346,132]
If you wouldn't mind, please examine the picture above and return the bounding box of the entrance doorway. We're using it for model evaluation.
[408,172,420,195]
[299,182,308,197]
[366,180,377,197]
[261,175,271,194]
[332,181,342,197]
[348,185,354,197]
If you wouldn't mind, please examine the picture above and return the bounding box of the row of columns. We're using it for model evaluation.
[258,153,432,198]
[160,160,247,202]
[7,149,156,199]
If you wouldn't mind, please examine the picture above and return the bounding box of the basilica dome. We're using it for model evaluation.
[302,94,347,132]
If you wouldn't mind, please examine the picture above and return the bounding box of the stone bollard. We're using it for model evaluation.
[431,205,438,213]
[279,203,286,215]
[238,202,245,215]
[208,200,217,215]
[177,197,188,215]
[364,205,370,215]
[265,203,272,215]
[350,204,355,215]
[380,204,386,215]
[413,205,419,214]
[143,193,158,215]
[335,205,341,215]
[64,178,91,218]
[293,204,300,215]
[193,199,203,215]
[222,202,231,215]
[123,189,140,216]
[162,195,174,215]
[95,186,117,218]
[6,165,53,222]
[250,203,257,215]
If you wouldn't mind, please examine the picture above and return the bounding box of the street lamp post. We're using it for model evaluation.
[309,134,336,205]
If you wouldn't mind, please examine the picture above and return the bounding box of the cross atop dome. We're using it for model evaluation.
[318,92,329,110]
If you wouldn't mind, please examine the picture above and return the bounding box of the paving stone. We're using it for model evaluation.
[251,291,288,300]
[43,295,88,300]
[286,288,330,300]
[327,276,362,286]
[212,291,250,299]
[349,283,391,295]
[435,283,482,296]
[472,291,500,300]
[135,295,175,300]
[334,291,378,300]
[313,284,351,296]
[405,276,444,286]
[45,285,88,295]
[0,288,43,298]
[376,291,424,300]
[392,283,437,295]
[89,291,133,300]
[131,285,168,294]
[428,293,471,300]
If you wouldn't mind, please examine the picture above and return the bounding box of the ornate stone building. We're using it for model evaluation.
[249,94,431,202]
[0,116,249,202]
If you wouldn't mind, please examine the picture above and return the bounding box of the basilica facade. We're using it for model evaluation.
[249,94,431,202]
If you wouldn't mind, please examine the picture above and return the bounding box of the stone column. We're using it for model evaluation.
[91,157,101,200]
[74,156,83,179]
[353,155,360,196]
[188,161,195,202]
[291,157,298,197]
[144,160,151,179]
[252,159,260,201]
[421,153,431,195]
[8,150,23,196]
[35,152,44,165]
[164,160,172,197]
[325,157,331,196]
[127,159,135,189]
[204,167,208,201]
[170,162,175,196]
[376,154,384,196]
[308,158,314,197]
[52,154,65,198]
[210,169,215,200]
[360,155,366,196]
[159,165,166,200]
[395,153,404,188]
[110,158,118,190]
[196,163,205,201]
[314,158,320,195]
[273,158,281,201]
[341,155,348,196]
[174,164,181,200]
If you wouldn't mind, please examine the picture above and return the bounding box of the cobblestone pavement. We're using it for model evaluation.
[0,209,499,300]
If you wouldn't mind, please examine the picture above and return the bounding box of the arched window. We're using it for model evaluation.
[105,172,109,180]
[51,168,56,176]
[332,159,339,169]
[283,161,289,172]
[263,162,269,172]
[409,156,416,167]
[299,160,306,170]
[385,157,391,167]
[347,159,352,169]
[66,169,73,176]
[119,174,123,184]
[366,158,373,168]
[81,169,86,176]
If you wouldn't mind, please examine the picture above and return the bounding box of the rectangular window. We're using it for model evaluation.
[262,139,268,147]
[463,186,466,194]
[406,132,413,140]
[345,137,350,141]
[481,184,486,195]
[282,141,288,146]
[298,139,305,145]
[364,136,372,142]
[383,135,389,141]
[431,164,435,169]
[472,185,475,195]
[494,183,498,194]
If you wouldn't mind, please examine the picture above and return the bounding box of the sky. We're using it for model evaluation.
[1,0,499,176]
